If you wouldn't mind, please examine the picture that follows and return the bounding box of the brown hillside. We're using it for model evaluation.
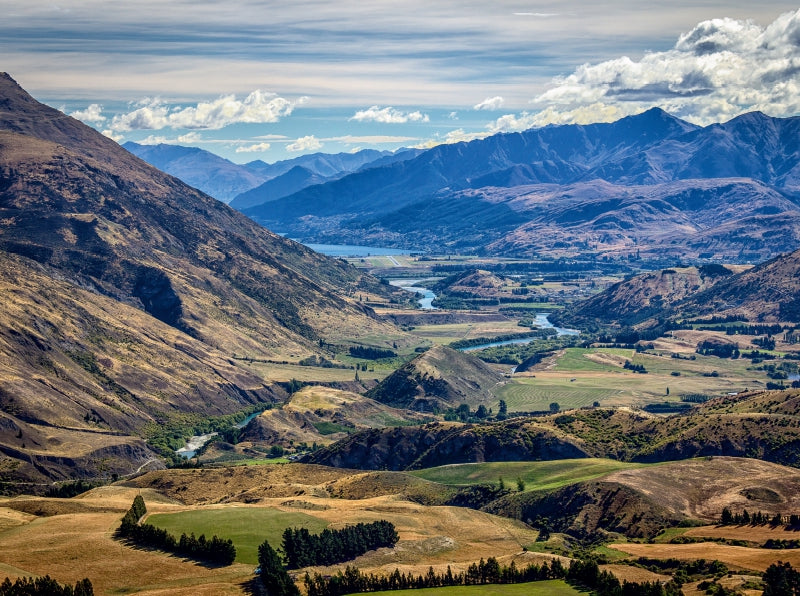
[365,345,505,411]
[553,264,736,328]
[241,386,429,447]
[0,73,408,484]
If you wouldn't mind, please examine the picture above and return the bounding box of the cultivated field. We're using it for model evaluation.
[409,459,650,492]
[496,346,771,410]
[608,541,800,573]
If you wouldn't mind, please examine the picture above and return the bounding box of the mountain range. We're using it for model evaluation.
[554,247,800,329]
[0,73,406,485]
[123,141,420,206]
[236,108,800,261]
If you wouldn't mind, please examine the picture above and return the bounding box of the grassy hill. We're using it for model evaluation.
[305,388,800,470]
[240,386,430,447]
[365,345,505,412]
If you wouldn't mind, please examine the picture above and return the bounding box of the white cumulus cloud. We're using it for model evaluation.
[494,8,800,131]
[473,96,505,111]
[109,91,306,132]
[414,128,492,149]
[350,106,429,124]
[70,103,106,124]
[235,142,272,153]
[287,135,323,152]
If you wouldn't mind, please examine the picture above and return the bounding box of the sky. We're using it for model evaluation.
[4,1,800,163]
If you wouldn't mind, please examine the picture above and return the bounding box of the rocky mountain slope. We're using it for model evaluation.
[243,108,800,261]
[555,247,800,328]
[0,73,405,485]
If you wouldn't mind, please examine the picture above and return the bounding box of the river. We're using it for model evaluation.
[460,313,580,352]
[390,279,438,310]
[176,410,266,459]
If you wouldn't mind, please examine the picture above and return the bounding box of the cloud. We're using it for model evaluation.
[413,128,492,149]
[473,96,504,111]
[235,142,271,153]
[177,132,202,143]
[287,135,323,152]
[70,103,106,124]
[350,106,429,123]
[109,90,305,132]
[323,135,419,144]
[499,8,800,130]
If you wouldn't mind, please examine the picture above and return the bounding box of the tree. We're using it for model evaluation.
[549,402,560,413]
[258,540,299,596]
[498,400,508,419]
[516,477,526,492]
[475,405,488,419]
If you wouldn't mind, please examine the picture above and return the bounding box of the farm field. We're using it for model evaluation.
[608,541,800,572]
[146,507,329,565]
[408,321,530,346]
[495,346,771,410]
[358,579,583,596]
[243,360,387,383]
[409,459,650,492]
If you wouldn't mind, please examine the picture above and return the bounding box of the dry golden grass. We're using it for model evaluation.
[684,525,800,542]
[608,542,800,572]
[602,457,800,521]
[600,564,670,584]
[0,472,552,594]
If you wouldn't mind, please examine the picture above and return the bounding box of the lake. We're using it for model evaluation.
[301,243,410,257]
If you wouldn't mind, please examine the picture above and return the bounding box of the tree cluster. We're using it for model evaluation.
[117,497,236,565]
[0,576,92,596]
[567,559,681,596]
[258,540,300,596]
[696,340,740,359]
[282,521,398,569]
[764,561,800,596]
[348,346,397,360]
[623,360,648,374]
[720,507,800,527]
[304,557,567,596]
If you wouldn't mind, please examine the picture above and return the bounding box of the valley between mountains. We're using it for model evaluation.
[3,72,800,594]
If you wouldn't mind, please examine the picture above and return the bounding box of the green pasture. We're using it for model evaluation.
[146,507,328,565]
[409,321,524,346]
[349,580,582,596]
[495,348,772,410]
[246,361,390,383]
[494,379,623,411]
[408,458,647,492]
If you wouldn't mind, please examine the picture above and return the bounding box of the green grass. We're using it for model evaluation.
[408,459,648,491]
[350,580,583,596]
[494,379,619,411]
[552,348,634,372]
[313,421,352,435]
[652,527,690,543]
[494,347,772,410]
[146,507,328,565]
